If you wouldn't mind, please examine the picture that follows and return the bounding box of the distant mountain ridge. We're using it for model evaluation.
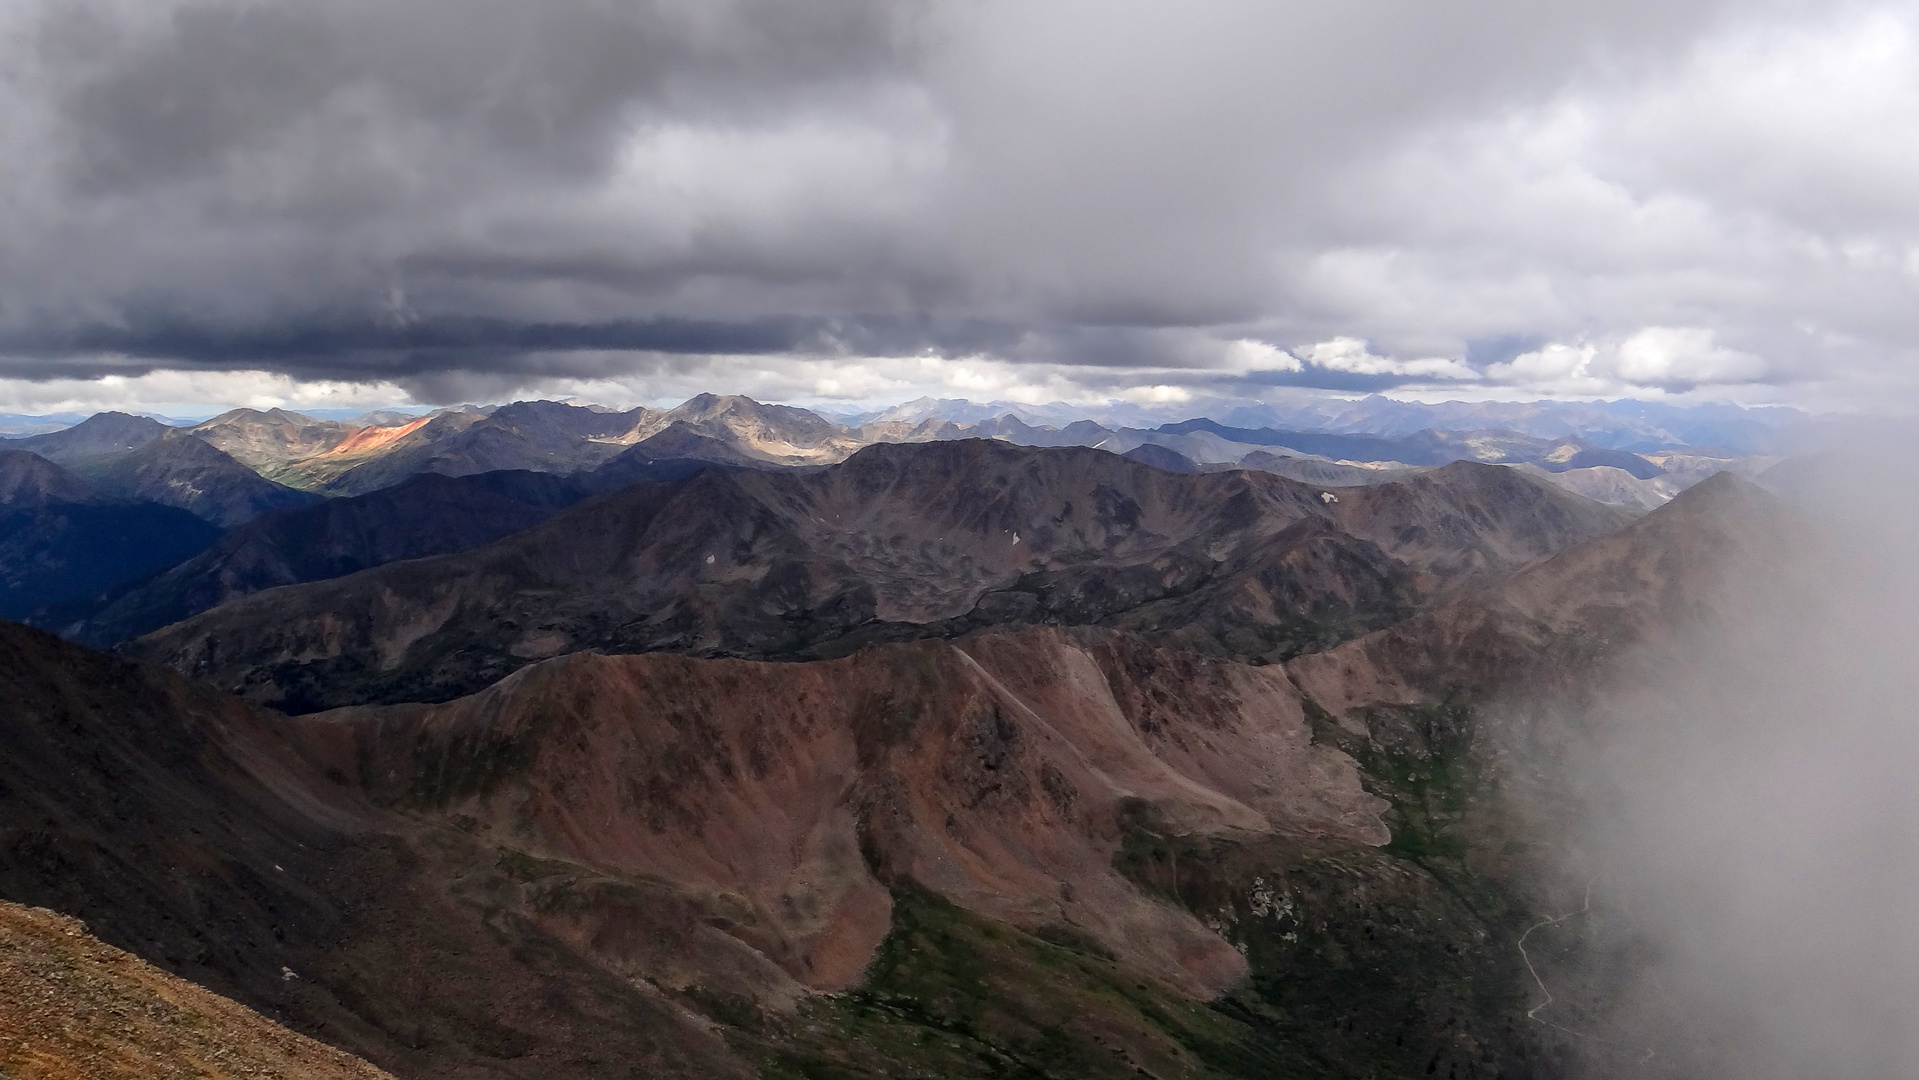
[172,394,862,496]
[0,392,1789,650]
[6,413,320,526]
[138,439,1633,713]
[6,394,1793,514]
[856,394,1808,453]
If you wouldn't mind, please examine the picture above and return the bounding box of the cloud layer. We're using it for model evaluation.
[0,0,1914,410]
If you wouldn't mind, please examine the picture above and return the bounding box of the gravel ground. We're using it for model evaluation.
[0,900,391,1080]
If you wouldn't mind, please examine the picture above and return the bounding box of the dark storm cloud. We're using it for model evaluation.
[51,0,908,195]
[0,314,820,377]
[0,0,1911,406]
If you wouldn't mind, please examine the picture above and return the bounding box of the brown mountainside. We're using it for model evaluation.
[0,618,764,1079]
[297,627,1386,1000]
[0,614,1498,1078]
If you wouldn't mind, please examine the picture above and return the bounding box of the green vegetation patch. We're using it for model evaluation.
[732,886,1314,1079]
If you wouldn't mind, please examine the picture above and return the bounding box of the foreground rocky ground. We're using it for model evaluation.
[0,900,391,1080]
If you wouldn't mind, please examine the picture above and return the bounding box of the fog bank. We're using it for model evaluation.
[1535,441,1919,1077]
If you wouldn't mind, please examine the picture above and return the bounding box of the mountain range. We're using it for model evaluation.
[0,393,1785,630]
[0,456,1807,1078]
[136,441,1631,712]
[0,390,1825,1078]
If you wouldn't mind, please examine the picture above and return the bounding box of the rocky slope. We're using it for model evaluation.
[0,901,392,1080]
[1231,450,1421,487]
[0,613,1559,1078]
[0,619,759,1079]
[324,402,648,495]
[295,628,1387,1000]
[1517,461,1681,509]
[192,408,367,481]
[629,393,863,465]
[139,441,1632,712]
[603,421,777,469]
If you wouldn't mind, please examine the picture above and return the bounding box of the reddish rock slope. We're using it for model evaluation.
[295,627,1387,1000]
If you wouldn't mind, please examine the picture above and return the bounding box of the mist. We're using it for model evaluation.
[1514,438,1919,1077]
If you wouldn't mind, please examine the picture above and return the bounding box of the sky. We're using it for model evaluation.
[2,0,1918,416]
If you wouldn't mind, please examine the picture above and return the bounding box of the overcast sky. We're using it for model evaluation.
[1,0,1917,415]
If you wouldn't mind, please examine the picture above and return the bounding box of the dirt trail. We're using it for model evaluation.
[1517,881,1594,1035]
[1516,881,1658,1063]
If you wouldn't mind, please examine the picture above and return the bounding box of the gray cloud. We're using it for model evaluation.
[1538,440,1919,1076]
[0,0,1909,407]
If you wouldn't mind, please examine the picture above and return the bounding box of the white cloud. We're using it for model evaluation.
[1612,326,1768,386]
[1114,383,1193,405]
[0,368,413,417]
[1483,326,1769,397]
[1220,338,1302,374]
[1293,4,1919,404]
[1295,337,1478,380]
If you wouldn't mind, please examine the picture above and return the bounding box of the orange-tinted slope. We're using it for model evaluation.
[320,415,429,457]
